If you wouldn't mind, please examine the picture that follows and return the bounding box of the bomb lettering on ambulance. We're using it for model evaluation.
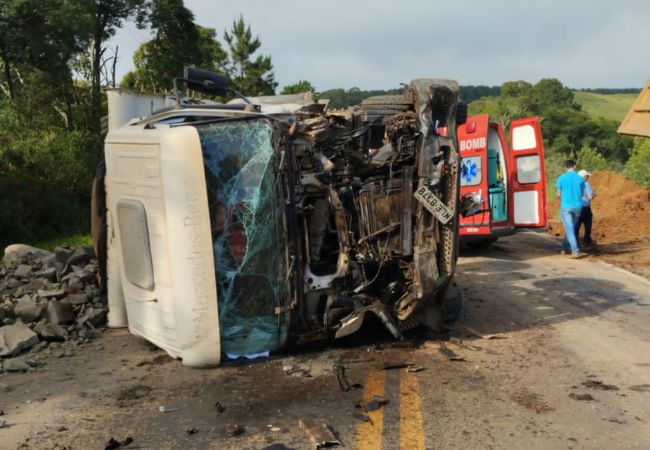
[459,137,486,151]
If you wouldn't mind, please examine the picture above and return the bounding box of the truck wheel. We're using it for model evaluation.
[414,285,463,332]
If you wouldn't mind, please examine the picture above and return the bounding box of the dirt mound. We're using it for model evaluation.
[548,171,650,244]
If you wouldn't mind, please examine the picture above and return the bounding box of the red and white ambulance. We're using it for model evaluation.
[457,114,548,246]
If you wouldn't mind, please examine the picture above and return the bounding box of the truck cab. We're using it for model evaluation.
[96,70,465,367]
[457,114,547,245]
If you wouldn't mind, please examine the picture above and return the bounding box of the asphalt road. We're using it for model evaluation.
[2,232,650,449]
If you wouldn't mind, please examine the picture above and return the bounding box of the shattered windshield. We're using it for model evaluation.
[197,119,286,356]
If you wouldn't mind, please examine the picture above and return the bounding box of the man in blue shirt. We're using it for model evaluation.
[556,160,585,257]
[574,169,596,246]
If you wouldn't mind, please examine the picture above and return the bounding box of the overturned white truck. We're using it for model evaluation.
[96,68,466,366]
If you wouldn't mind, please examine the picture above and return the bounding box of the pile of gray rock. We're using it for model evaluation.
[0,244,106,372]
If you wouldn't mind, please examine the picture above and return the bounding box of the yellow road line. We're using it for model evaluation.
[400,371,425,450]
[352,370,386,450]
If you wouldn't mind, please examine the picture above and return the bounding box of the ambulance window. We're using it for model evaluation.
[461,156,482,186]
[512,125,537,151]
[516,155,541,184]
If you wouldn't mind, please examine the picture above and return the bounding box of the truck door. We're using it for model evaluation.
[507,117,548,228]
[105,125,221,367]
[458,114,491,235]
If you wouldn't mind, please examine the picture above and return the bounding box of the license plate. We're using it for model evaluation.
[414,186,453,224]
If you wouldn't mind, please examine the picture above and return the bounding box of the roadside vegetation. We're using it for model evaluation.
[0,0,647,250]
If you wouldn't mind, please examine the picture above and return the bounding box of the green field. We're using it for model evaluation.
[572,91,638,122]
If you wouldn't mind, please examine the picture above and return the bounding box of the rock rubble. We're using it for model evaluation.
[0,243,106,372]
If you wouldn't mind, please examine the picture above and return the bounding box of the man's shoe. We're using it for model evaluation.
[570,252,581,259]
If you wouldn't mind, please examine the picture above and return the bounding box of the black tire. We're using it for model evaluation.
[441,285,463,328]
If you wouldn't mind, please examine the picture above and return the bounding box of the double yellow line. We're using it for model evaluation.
[352,369,425,450]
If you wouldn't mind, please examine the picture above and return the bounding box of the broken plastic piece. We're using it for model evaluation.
[158,405,178,413]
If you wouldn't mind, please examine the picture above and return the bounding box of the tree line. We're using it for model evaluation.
[1,0,648,250]
[469,79,649,190]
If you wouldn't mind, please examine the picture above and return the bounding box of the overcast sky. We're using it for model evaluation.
[109,0,650,91]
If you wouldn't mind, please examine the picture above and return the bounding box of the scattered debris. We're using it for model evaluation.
[582,380,619,391]
[215,402,225,413]
[356,396,389,413]
[453,324,507,340]
[569,393,595,401]
[104,436,133,450]
[406,366,424,373]
[334,365,362,392]
[158,405,178,413]
[223,424,245,437]
[299,419,341,449]
[439,342,466,361]
[186,427,198,435]
[260,445,294,450]
[449,336,482,351]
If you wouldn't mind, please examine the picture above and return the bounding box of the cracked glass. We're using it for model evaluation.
[197,119,286,355]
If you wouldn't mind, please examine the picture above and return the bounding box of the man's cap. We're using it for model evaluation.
[578,169,591,177]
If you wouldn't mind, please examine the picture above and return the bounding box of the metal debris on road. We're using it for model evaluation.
[453,323,507,340]
[439,342,466,361]
[334,365,362,392]
[299,419,341,449]
[449,336,482,351]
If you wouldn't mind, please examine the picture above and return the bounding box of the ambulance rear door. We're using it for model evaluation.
[507,116,548,228]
